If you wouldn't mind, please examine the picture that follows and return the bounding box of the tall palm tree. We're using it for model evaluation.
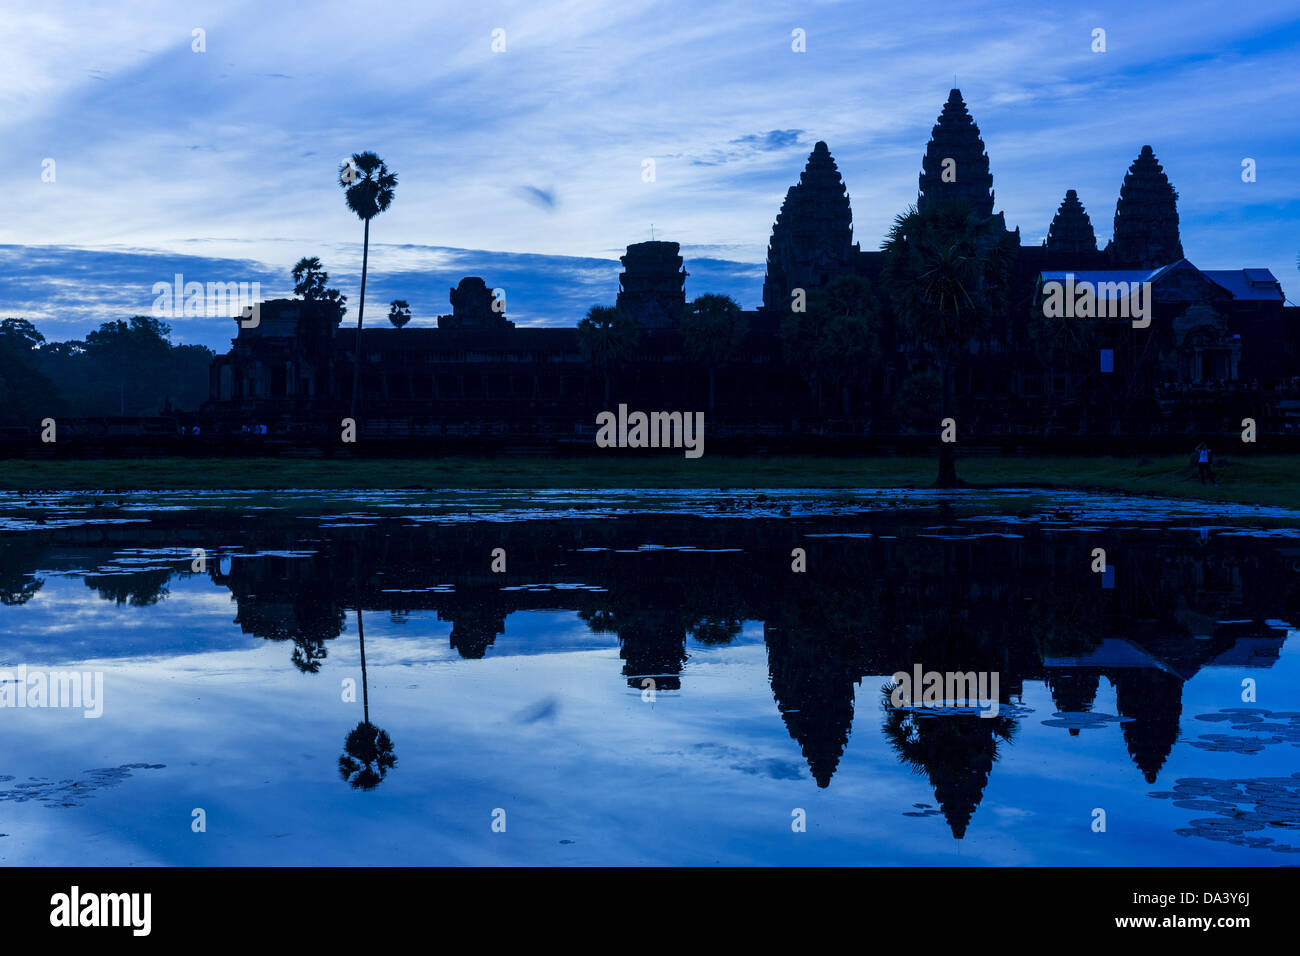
[882,201,1013,486]
[339,152,398,422]
[576,305,638,406]
[681,294,747,413]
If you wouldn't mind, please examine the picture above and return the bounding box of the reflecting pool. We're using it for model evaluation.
[2,489,1298,865]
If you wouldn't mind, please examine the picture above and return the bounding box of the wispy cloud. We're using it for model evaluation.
[0,242,763,349]
[516,185,559,210]
[0,0,1296,324]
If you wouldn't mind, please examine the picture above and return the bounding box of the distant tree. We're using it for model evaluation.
[577,305,638,406]
[1029,293,1107,369]
[0,538,48,606]
[292,256,327,298]
[890,365,942,434]
[291,256,347,318]
[387,299,411,330]
[1027,281,1114,431]
[0,318,63,425]
[688,616,743,645]
[83,314,172,357]
[3,316,213,420]
[37,340,84,359]
[339,152,398,421]
[781,275,882,416]
[0,318,46,351]
[84,569,170,606]
[681,294,747,412]
[882,201,1015,486]
[61,316,213,416]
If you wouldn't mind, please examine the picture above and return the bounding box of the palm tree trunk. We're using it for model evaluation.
[358,605,369,725]
[708,368,716,414]
[604,369,611,407]
[937,357,958,487]
[350,217,371,423]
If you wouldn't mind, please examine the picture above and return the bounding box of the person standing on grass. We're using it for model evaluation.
[1194,442,1217,485]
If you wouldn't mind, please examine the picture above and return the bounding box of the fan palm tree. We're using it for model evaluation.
[681,294,747,413]
[339,152,398,422]
[292,256,328,299]
[576,305,638,406]
[291,256,347,317]
[880,687,1016,839]
[882,201,1014,486]
[387,299,411,330]
[339,720,397,790]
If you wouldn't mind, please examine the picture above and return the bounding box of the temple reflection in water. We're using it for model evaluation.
[5,504,1293,841]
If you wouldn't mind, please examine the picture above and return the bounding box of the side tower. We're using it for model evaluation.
[616,240,687,329]
[438,276,514,330]
[1045,189,1098,255]
[761,141,857,312]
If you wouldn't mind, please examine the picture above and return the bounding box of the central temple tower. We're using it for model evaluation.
[918,89,995,217]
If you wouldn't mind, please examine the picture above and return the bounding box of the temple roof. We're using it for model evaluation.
[1039,261,1281,303]
[353,326,581,350]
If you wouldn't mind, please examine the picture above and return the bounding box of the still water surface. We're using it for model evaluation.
[2,488,1298,865]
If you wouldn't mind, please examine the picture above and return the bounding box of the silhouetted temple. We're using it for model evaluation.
[761,140,859,312]
[202,88,1295,440]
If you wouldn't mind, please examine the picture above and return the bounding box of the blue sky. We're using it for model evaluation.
[1,0,1297,349]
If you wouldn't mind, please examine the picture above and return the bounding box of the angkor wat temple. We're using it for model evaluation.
[202,89,1297,443]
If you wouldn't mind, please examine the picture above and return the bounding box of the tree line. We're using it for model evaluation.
[0,315,214,425]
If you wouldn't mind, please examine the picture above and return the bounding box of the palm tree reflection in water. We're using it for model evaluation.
[339,606,398,790]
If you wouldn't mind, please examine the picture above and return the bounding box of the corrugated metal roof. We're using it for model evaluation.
[1038,261,1282,302]
[1203,269,1283,301]
[1037,268,1160,298]
[1040,269,1156,283]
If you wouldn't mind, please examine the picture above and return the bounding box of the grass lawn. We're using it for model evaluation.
[0,454,1295,508]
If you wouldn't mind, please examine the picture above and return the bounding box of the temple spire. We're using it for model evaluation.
[1045,189,1097,255]
[761,141,856,312]
[918,89,994,217]
[1109,145,1183,268]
